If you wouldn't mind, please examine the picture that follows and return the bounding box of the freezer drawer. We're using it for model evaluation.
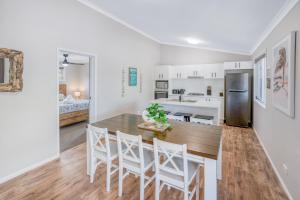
[226,91,249,127]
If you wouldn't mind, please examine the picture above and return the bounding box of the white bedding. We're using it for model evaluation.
[59,99,90,114]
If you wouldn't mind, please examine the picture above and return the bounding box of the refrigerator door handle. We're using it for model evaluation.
[228,89,248,93]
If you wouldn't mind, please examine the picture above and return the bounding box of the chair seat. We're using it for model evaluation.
[123,148,154,173]
[94,140,118,160]
[160,157,200,188]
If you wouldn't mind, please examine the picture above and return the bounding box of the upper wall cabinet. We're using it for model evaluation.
[170,65,188,79]
[204,64,224,79]
[224,61,253,70]
[155,65,170,80]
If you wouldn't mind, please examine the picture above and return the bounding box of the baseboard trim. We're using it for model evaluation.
[253,128,294,200]
[0,154,59,184]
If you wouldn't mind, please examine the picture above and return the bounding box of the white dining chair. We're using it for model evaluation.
[190,117,214,125]
[116,131,155,200]
[153,138,202,200]
[87,124,118,192]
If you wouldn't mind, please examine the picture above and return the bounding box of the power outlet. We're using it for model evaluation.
[282,163,288,176]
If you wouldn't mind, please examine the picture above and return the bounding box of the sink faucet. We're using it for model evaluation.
[179,94,183,102]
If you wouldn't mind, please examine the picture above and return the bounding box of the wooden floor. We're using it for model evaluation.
[0,126,288,200]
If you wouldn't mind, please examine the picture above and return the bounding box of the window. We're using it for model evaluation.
[254,54,267,108]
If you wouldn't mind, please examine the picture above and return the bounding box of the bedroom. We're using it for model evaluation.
[58,51,90,152]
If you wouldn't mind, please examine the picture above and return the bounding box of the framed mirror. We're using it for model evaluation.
[0,48,24,92]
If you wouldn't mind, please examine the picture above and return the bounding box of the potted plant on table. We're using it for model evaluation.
[142,103,170,130]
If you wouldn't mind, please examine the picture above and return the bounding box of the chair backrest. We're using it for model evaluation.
[116,131,144,169]
[87,124,111,159]
[153,138,188,183]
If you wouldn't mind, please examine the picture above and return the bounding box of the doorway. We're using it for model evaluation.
[57,49,97,153]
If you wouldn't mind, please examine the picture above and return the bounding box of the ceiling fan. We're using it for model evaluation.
[60,54,85,68]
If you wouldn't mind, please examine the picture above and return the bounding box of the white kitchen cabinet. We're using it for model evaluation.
[205,64,224,79]
[155,65,170,80]
[239,61,254,69]
[187,65,205,78]
[224,61,253,70]
[170,65,188,79]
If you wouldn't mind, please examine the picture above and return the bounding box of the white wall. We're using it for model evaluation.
[160,44,251,65]
[0,0,160,181]
[252,2,300,199]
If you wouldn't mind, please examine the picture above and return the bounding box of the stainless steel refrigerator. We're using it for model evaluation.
[225,70,252,127]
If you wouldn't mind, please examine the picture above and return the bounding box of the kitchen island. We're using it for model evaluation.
[151,98,221,125]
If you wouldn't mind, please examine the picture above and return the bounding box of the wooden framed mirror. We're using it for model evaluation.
[0,48,24,92]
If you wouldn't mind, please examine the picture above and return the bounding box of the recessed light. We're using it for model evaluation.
[185,38,204,45]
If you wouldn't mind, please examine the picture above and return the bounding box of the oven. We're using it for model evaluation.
[155,80,168,90]
[154,91,168,99]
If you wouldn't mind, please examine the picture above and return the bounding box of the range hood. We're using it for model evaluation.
[187,76,205,79]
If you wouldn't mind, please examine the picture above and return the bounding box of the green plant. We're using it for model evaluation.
[146,103,168,125]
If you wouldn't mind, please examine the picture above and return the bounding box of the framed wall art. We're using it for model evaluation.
[272,31,296,117]
[128,67,137,86]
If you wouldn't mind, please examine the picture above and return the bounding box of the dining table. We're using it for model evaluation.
[87,113,222,200]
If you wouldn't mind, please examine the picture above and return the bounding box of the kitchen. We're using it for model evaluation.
[153,61,253,127]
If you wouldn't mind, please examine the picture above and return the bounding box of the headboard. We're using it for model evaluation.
[59,84,67,96]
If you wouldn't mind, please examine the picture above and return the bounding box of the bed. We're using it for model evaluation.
[59,84,89,127]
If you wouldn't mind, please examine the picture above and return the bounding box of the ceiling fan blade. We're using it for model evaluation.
[68,62,85,65]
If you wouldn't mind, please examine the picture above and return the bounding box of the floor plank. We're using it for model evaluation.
[0,126,289,200]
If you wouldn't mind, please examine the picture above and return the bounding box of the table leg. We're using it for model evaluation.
[217,137,222,180]
[86,131,90,176]
[204,158,217,200]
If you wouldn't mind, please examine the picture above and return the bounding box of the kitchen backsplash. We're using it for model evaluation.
[171,79,224,97]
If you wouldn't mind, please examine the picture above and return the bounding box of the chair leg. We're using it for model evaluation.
[89,157,95,183]
[140,174,145,200]
[184,185,189,200]
[118,166,123,197]
[196,170,200,200]
[155,177,160,200]
[106,161,111,192]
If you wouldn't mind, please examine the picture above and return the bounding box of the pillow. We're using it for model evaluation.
[63,95,75,104]
[59,93,65,101]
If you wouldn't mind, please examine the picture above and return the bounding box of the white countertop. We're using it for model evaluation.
[151,98,221,109]
[169,94,224,99]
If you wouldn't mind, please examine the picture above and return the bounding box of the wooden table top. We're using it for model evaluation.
[92,113,222,160]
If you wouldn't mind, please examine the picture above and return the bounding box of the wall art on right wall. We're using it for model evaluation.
[272,31,296,118]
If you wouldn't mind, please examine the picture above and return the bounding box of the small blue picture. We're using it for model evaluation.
[128,67,137,86]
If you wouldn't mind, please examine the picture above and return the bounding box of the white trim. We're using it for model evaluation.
[253,128,294,200]
[0,154,59,184]
[77,0,252,56]
[160,42,251,56]
[77,0,160,44]
[56,48,98,153]
[250,0,299,54]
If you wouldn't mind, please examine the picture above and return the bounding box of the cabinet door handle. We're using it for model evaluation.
[162,74,164,79]
[239,63,241,68]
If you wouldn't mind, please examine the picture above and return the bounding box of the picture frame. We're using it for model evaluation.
[272,31,296,117]
[128,67,137,86]
[0,48,24,92]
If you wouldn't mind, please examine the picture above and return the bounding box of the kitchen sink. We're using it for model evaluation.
[167,99,197,103]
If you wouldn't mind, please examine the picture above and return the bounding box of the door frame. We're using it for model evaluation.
[56,48,98,153]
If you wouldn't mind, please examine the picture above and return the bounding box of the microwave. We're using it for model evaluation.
[155,80,168,90]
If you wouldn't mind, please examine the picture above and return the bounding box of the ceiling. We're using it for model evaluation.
[79,0,293,55]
